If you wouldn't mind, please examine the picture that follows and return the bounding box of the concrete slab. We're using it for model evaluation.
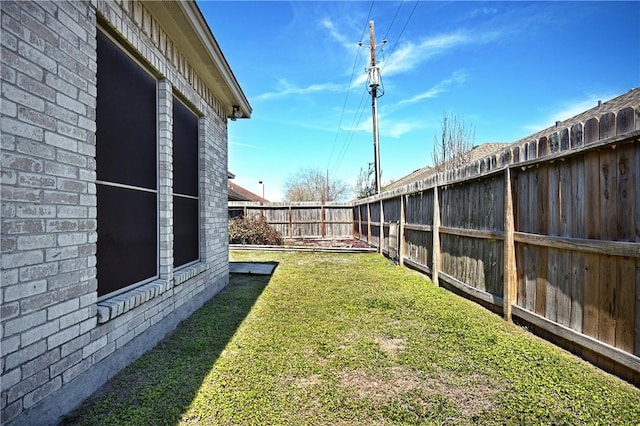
[229,262,277,275]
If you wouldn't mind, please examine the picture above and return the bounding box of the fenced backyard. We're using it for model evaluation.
[64,251,640,424]
[230,104,640,385]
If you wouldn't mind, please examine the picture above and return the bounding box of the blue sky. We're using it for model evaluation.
[198,1,640,201]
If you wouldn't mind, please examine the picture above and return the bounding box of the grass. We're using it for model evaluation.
[64,251,640,425]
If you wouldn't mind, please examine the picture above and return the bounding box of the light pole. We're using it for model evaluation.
[258,180,264,199]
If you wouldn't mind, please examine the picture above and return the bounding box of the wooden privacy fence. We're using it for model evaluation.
[354,105,640,383]
[228,201,354,239]
[227,103,640,383]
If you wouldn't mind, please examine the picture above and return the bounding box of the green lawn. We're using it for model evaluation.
[64,251,640,425]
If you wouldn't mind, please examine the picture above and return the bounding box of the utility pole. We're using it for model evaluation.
[367,20,383,195]
[363,20,386,255]
[326,169,330,203]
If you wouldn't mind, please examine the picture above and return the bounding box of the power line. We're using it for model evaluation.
[362,1,375,39]
[326,1,375,172]
[325,46,363,170]
[380,0,419,74]
[330,0,421,181]
[383,0,404,41]
[330,88,370,175]
[330,2,421,185]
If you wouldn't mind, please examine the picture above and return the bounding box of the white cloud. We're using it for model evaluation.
[343,115,423,139]
[254,79,345,102]
[229,141,264,150]
[343,116,371,134]
[320,17,354,50]
[385,120,424,139]
[464,6,499,20]
[318,20,502,99]
[398,70,468,105]
[378,29,501,78]
[383,32,470,74]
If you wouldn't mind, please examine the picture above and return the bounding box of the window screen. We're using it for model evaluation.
[97,185,157,296]
[96,32,157,189]
[173,97,200,268]
[96,30,158,298]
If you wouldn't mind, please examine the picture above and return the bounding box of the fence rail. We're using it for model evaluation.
[228,104,640,384]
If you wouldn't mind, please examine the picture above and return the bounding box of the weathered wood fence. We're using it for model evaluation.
[228,105,640,384]
[357,106,640,384]
[229,202,354,239]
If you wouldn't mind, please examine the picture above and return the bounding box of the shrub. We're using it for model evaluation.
[228,215,284,245]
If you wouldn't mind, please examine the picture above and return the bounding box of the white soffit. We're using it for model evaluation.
[146,1,251,119]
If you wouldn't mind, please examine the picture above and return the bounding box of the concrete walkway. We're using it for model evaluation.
[229,262,278,275]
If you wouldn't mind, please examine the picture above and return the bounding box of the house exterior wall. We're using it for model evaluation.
[1,1,233,424]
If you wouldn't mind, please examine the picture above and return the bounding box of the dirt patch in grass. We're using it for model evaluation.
[375,337,406,358]
[338,365,499,418]
[295,374,324,389]
[338,366,422,401]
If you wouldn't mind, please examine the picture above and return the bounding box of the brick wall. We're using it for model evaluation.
[1,1,232,424]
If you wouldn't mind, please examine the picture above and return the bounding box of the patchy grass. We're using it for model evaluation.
[64,251,640,425]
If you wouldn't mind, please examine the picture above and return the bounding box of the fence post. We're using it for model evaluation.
[432,185,441,286]
[399,194,405,266]
[351,206,355,238]
[367,202,372,245]
[288,205,292,238]
[379,198,384,255]
[503,166,517,321]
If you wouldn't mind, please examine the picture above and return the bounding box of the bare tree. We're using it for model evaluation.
[284,168,350,202]
[431,112,476,172]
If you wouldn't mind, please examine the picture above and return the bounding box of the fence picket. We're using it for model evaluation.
[585,117,600,144]
[570,155,586,332]
[583,149,601,340]
[571,122,584,148]
[546,162,560,322]
[617,144,636,353]
[514,170,524,306]
[557,161,573,326]
[598,147,618,368]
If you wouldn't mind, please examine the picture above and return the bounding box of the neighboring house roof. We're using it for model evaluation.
[384,143,506,192]
[228,181,269,203]
[385,86,640,192]
[512,86,639,146]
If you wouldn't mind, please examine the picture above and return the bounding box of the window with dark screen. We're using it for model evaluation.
[96,30,158,298]
[172,97,200,268]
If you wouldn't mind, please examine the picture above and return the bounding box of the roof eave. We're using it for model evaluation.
[146,1,252,119]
